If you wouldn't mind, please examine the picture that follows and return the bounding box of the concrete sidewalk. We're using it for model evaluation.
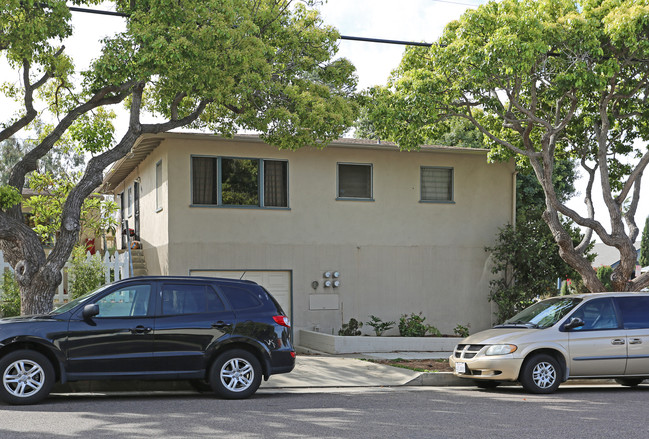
[262,356,421,388]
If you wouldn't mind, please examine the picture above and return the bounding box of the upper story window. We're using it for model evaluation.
[337,163,373,200]
[127,186,133,216]
[191,156,288,208]
[155,160,162,212]
[420,166,454,203]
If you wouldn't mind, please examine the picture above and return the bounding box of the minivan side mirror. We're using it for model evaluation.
[564,317,584,330]
[82,304,100,320]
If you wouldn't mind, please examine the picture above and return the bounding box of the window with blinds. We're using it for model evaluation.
[337,163,373,199]
[421,167,453,202]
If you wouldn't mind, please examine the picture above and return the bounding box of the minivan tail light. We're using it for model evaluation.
[273,315,291,327]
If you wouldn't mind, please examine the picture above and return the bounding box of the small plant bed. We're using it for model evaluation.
[366,358,453,373]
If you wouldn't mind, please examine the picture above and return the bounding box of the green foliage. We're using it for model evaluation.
[0,185,22,210]
[0,125,86,185]
[23,172,118,244]
[596,266,614,291]
[398,313,440,337]
[0,271,21,317]
[68,108,116,154]
[3,0,359,316]
[365,0,649,291]
[453,323,470,338]
[354,106,484,149]
[486,160,590,322]
[560,280,569,295]
[486,217,590,323]
[338,318,363,336]
[640,217,649,268]
[68,245,106,300]
[365,315,396,336]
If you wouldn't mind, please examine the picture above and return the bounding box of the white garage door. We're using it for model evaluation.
[190,270,291,318]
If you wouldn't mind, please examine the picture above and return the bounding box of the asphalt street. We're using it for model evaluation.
[1,385,648,438]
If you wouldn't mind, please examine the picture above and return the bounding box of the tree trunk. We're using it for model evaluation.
[20,272,59,316]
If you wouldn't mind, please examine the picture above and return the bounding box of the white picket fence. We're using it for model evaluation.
[0,250,131,306]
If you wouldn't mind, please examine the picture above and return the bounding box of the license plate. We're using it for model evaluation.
[455,362,466,374]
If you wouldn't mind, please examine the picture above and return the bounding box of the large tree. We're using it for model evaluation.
[368,0,649,292]
[1,0,358,314]
[640,216,649,268]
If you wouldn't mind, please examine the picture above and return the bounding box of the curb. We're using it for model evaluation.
[405,373,619,387]
[406,372,472,386]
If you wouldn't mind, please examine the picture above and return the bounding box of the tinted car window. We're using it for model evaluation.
[162,284,225,315]
[571,298,619,330]
[220,285,264,310]
[616,296,649,329]
[96,284,151,317]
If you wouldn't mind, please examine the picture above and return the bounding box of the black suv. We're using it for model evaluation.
[0,276,295,405]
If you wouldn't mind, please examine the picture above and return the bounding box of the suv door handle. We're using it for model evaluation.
[611,338,626,345]
[629,338,642,345]
[212,321,233,329]
[130,325,152,334]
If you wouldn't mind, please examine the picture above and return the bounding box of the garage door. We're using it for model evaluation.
[189,270,292,319]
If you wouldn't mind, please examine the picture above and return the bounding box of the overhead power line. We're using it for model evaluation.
[66,6,433,47]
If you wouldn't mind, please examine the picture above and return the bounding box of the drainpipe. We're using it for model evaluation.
[511,170,518,228]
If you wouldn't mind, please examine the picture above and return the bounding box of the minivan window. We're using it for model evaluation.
[498,297,582,329]
[616,296,649,329]
[569,297,619,330]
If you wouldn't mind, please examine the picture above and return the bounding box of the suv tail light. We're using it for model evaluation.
[273,315,291,327]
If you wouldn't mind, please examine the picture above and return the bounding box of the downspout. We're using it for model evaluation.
[511,170,518,228]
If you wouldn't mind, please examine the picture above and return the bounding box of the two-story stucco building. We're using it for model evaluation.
[101,133,515,343]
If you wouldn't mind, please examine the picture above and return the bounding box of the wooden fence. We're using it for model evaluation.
[0,250,131,306]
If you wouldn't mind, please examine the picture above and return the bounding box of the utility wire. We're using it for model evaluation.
[66,5,434,47]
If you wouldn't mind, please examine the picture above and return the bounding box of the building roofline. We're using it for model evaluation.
[101,132,492,192]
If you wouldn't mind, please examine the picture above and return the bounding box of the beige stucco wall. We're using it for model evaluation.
[112,134,515,341]
[112,144,170,275]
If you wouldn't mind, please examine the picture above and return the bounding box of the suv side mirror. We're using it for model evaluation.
[564,317,584,330]
[82,304,100,320]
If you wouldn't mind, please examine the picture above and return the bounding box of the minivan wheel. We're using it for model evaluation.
[209,349,262,399]
[615,378,645,387]
[519,354,561,394]
[0,350,55,405]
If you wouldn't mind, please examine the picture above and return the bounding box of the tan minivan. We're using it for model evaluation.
[449,292,649,393]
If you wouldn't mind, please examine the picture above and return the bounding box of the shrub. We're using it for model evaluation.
[365,315,396,336]
[398,312,439,337]
[596,266,614,291]
[0,270,21,317]
[338,318,363,336]
[453,323,470,338]
[68,245,106,299]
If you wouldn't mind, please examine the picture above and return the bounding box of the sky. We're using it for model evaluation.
[3,0,649,239]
